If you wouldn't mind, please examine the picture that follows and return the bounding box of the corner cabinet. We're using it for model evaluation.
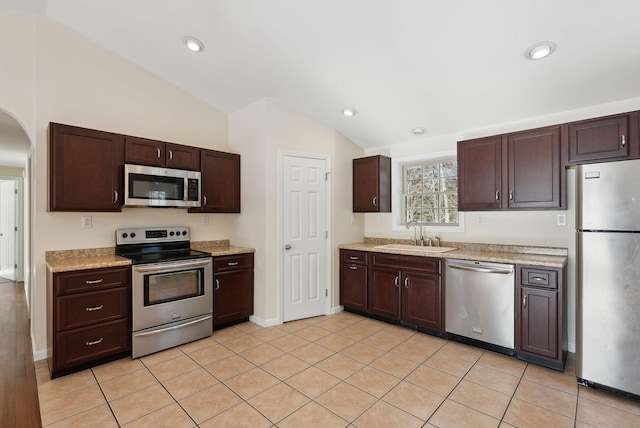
[213,253,254,329]
[191,149,241,213]
[124,136,200,171]
[49,123,124,211]
[457,126,564,211]
[353,155,391,212]
[339,250,368,312]
[515,265,566,371]
[47,265,131,378]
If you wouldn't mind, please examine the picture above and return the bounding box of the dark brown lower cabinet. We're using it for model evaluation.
[339,250,368,312]
[366,253,443,332]
[516,265,565,370]
[47,265,131,378]
[213,253,254,329]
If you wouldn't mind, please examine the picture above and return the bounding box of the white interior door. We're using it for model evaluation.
[0,180,16,280]
[282,155,327,322]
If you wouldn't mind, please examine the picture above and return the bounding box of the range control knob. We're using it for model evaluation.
[182,230,187,236]
[130,232,136,238]
[169,231,175,236]
[121,233,128,239]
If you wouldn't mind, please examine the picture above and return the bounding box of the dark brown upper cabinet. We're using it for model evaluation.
[566,112,639,164]
[507,127,562,209]
[458,126,563,211]
[49,123,124,212]
[458,136,503,210]
[189,149,241,213]
[353,155,391,212]
[124,136,200,171]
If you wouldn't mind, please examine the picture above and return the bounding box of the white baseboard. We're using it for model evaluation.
[329,305,344,314]
[249,315,280,328]
[567,341,576,353]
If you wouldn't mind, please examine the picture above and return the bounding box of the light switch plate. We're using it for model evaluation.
[557,214,566,226]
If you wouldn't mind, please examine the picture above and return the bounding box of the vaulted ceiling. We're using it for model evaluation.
[5,1,640,150]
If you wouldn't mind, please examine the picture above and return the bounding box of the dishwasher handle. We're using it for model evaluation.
[447,262,513,275]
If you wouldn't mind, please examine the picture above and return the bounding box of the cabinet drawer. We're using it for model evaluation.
[521,268,557,289]
[371,253,440,274]
[214,253,253,273]
[57,288,129,331]
[55,266,130,295]
[341,250,367,265]
[54,319,129,370]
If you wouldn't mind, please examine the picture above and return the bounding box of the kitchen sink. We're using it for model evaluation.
[373,243,457,253]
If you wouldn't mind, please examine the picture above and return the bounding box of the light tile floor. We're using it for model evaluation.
[36,312,640,427]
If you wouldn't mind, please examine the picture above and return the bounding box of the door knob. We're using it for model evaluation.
[285,244,292,250]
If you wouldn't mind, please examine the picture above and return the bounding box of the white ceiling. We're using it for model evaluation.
[6,1,640,149]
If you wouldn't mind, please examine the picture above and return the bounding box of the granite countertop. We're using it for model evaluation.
[46,240,255,273]
[339,239,567,268]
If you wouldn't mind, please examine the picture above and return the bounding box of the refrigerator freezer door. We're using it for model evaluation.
[577,159,640,231]
[577,231,640,396]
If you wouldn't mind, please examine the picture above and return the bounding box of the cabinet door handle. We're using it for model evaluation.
[85,278,104,285]
[85,304,104,312]
[523,294,528,309]
[203,195,207,206]
[113,191,118,204]
[156,147,161,159]
[86,338,104,346]
[404,277,409,288]
[372,196,377,207]
[495,190,500,201]
[349,265,358,270]
[215,279,220,290]
[169,150,173,161]
[394,276,399,287]
[227,261,239,266]
[621,134,626,148]
[509,190,514,200]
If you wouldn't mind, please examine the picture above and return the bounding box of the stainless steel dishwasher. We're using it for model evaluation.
[445,259,515,352]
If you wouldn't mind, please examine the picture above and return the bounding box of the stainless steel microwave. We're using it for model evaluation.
[124,164,201,208]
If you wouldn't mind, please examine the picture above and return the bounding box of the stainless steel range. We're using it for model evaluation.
[116,226,213,358]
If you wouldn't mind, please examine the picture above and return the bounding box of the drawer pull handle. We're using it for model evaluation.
[227,261,239,266]
[349,256,359,260]
[530,277,546,282]
[349,266,358,270]
[86,338,104,346]
[85,279,104,285]
[85,305,104,312]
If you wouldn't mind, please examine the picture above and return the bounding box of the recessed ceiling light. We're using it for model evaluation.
[342,107,357,117]
[412,127,426,135]
[184,37,204,52]
[526,41,556,60]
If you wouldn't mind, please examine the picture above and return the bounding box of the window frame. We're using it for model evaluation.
[391,150,465,234]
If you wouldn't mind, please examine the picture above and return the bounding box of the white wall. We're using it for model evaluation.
[364,99,640,353]
[0,15,232,359]
[229,99,364,325]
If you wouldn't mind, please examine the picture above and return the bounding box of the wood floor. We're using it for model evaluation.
[0,281,42,427]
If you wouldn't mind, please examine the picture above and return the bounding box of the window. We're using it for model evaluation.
[403,158,458,225]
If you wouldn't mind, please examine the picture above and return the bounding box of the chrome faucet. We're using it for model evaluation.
[433,236,441,247]
[406,221,423,246]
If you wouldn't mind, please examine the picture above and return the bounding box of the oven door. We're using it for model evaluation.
[132,258,213,331]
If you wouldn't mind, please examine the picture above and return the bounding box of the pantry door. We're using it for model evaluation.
[281,154,329,322]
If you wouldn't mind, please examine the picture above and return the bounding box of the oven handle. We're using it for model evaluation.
[133,315,212,338]
[133,259,212,273]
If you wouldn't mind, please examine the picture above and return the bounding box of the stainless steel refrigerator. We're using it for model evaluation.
[576,159,640,398]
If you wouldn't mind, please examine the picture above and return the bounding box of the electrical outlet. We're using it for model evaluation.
[81,216,92,229]
[477,214,483,224]
[202,215,209,225]
[557,214,566,226]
